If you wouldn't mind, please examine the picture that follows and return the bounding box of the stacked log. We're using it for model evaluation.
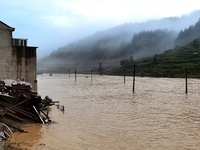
[0,79,58,131]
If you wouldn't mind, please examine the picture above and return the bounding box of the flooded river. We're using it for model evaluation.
[8,74,200,149]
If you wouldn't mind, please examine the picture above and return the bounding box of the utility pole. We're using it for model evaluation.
[133,65,135,93]
[185,67,188,94]
[98,62,103,75]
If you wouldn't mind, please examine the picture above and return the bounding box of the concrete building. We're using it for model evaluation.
[0,21,38,91]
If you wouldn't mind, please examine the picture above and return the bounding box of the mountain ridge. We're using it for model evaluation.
[38,10,200,73]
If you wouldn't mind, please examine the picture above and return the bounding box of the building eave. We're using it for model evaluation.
[0,21,15,31]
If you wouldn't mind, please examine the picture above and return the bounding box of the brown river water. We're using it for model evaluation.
[6,74,200,150]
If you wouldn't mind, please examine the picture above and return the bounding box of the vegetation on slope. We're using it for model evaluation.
[38,29,177,73]
[110,39,200,78]
[37,11,200,74]
[175,18,200,46]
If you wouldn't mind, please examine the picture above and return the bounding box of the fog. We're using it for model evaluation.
[37,10,200,58]
[1,0,200,60]
[37,10,200,73]
[0,0,200,72]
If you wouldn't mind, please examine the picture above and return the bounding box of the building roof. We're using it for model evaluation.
[0,21,15,31]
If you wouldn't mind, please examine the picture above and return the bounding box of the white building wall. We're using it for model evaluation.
[0,28,14,79]
[0,22,37,91]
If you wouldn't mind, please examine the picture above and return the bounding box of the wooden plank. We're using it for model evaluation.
[33,106,45,124]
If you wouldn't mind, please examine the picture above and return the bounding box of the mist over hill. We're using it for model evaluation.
[175,18,200,46]
[38,10,200,73]
[114,38,200,78]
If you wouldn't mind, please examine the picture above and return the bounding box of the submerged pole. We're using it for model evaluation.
[68,69,70,78]
[133,65,135,93]
[185,67,188,94]
[75,69,77,82]
[124,69,126,84]
[91,69,93,82]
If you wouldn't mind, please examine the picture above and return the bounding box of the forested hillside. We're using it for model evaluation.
[38,10,200,73]
[111,39,200,78]
[38,29,177,73]
[175,19,200,46]
[116,30,176,59]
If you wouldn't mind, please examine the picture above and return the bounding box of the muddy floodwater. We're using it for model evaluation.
[8,74,200,150]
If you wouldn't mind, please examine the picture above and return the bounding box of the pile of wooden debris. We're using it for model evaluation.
[0,79,58,132]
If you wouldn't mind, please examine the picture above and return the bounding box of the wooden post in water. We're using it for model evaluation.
[185,67,188,94]
[124,69,126,84]
[98,62,103,75]
[75,69,77,82]
[133,65,135,93]
[91,69,93,82]
[68,69,70,78]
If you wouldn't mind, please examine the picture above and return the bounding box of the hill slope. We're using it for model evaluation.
[38,10,200,73]
[175,18,200,46]
[38,29,177,73]
[113,39,200,78]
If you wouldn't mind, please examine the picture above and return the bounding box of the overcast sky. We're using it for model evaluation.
[0,0,199,58]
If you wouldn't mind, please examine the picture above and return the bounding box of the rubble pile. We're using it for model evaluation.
[0,79,58,131]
